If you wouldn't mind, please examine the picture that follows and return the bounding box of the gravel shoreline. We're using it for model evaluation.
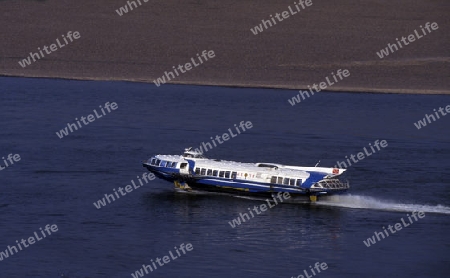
[1,0,449,94]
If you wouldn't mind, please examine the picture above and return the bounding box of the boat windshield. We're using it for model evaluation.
[183,153,205,158]
[182,148,206,158]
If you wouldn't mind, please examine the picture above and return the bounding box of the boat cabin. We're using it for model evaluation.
[182,147,205,159]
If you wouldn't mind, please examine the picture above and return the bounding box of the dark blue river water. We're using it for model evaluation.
[1,77,449,277]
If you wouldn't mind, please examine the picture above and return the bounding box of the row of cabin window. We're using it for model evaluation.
[150,158,177,168]
[195,168,237,179]
[194,167,301,186]
[270,176,302,186]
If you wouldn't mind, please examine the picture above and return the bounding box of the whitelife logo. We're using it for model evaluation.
[291,262,328,278]
[228,192,291,228]
[250,0,313,35]
[116,0,149,16]
[363,211,425,247]
[18,31,81,68]
[413,105,450,130]
[193,121,253,155]
[0,224,58,262]
[55,102,118,139]
[288,69,350,106]
[333,139,388,169]
[153,50,215,87]
[0,153,21,172]
[376,22,439,59]
[93,172,155,209]
[130,243,193,278]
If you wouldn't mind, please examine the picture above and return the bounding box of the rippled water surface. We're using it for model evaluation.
[0,77,449,277]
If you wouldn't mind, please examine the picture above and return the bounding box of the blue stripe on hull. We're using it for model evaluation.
[196,178,307,194]
[143,164,347,196]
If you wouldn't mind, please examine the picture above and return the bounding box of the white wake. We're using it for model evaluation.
[317,194,450,215]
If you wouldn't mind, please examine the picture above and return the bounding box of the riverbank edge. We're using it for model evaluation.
[2,73,448,95]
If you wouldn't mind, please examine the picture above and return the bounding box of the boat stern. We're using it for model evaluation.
[306,178,350,201]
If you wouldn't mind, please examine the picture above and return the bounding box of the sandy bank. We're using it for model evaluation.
[1,0,449,94]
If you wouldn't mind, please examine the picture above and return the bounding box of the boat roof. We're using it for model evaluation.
[151,148,345,178]
[154,155,187,163]
[154,154,310,177]
[193,158,310,177]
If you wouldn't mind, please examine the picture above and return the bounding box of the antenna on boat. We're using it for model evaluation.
[314,160,320,167]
